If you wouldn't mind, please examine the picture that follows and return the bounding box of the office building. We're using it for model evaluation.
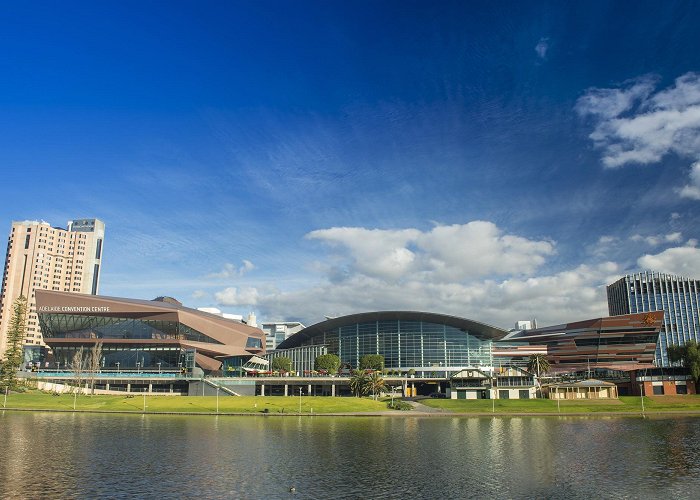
[261,320,305,350]
[0,218,105,356]
[607,271,700,365]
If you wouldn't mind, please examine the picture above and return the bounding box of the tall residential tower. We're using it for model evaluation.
[607,271,700,366]
[0,218,105,355]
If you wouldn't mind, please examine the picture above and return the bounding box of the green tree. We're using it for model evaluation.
[366,371,386,400]
[349,369,370,397]
[527,354,550,378]
[271,356,292,373]
[359,354,384,371]
[0,296,28,390]
[668,340,700,384]
[314,353,341,374]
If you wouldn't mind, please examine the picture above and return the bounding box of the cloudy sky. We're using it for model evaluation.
[2,1,700,329]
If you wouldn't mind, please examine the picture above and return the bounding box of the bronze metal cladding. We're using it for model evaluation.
[35,289,265,370]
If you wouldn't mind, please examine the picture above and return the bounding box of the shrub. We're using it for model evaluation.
[387,400,412,411]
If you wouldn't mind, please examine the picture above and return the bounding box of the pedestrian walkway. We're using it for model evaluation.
[406,400,447,413]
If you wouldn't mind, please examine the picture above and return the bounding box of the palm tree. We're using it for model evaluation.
[366,371,386,400]
[349,369,369,397]
[527,353,550,379]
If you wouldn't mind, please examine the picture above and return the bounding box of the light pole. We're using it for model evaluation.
[157,362,162,374]
[216,387,220,414]
[143,393,146,413]
[299,387,302,414]
[3,386,7,408]
[116,362,120,374]
[492,373,497,414]
[640,383,645,416]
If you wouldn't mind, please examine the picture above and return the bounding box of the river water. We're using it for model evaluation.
[1,412,699,499]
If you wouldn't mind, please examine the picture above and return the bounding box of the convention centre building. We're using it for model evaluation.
[30,290,674,397]
[35,289,265,374]
[274,311,506,376]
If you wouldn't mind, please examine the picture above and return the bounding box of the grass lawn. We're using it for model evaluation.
[420,395,700,413]
[5,391,700,415]
[1,391,389,414]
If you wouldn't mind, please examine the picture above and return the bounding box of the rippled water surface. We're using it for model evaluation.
[1,412,699,499]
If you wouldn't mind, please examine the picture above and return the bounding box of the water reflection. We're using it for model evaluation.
[0,412,699,499]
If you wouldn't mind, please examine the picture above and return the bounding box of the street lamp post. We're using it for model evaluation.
[299,387,302,414]
[157,362,162,374]
[216,387,220,414]
[116,362,120,374]
[3,386,7,408]
[492,373,497,414]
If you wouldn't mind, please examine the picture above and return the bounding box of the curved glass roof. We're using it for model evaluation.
[276,311,508,350]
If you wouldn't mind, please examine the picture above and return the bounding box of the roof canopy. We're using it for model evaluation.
[277,311,508,350]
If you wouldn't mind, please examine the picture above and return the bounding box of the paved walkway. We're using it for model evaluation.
[406,400,447,413]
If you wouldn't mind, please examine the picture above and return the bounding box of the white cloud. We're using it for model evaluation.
[214,286,259,306]
[535,38,549,59]
[680,161,700,199]
[244,262,616,329]
[630,232,683,246]
[192,290,207,299]
[587,235,620,258]
[307,221,554,282]
[416,222,554,280]
[577,73,700,196]
[207,260,255,279]
[637,245,700,277]
[306,227,420,281]
[576,75,657,121]
[208,221,624,329]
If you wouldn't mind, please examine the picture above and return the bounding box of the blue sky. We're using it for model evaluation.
[2,1,700,328]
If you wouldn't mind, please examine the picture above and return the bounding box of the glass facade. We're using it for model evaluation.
[38,313,221,371]
[39,314,222,344]
[51,344,187,370]
[291,319,493,373]
[263,345,328,374]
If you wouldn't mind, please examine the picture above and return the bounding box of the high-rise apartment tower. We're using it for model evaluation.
[607,271,700,366]
[0,218,105,355]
